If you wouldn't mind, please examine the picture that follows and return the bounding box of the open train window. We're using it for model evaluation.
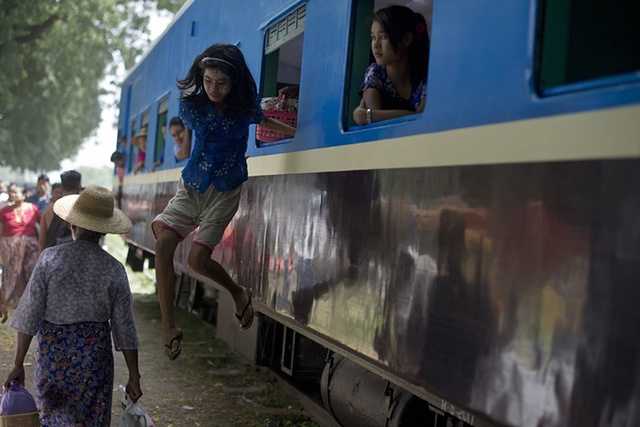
[130,111,149,174]
[128,118,138,173]
[536,0,640,95]
[154,96,169,170]
[256,4,305,146]
[345,0,432,130]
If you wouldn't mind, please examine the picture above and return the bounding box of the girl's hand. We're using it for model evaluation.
[3,365,25,391]
[0,306,7,324]
[353,99,370,125]
[353,107,367,125]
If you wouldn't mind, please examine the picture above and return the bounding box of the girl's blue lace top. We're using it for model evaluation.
[180,95,263,193]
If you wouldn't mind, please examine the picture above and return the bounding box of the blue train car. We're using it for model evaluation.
[116,0,640,425]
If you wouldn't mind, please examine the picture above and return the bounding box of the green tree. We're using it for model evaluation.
[0,0,185,172]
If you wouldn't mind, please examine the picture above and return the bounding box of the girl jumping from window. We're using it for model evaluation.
[152,43,296,360]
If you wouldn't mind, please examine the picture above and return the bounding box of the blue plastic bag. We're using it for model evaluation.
[0,381,37,415]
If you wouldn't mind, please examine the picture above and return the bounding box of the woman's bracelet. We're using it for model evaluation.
[366,108,372,124]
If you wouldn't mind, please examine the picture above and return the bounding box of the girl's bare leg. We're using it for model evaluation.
[188,244,254,329]
[154,226,183,359]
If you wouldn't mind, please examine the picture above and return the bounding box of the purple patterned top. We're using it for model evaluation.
[179,95,264,193]
[360,63,427,112]
[10,240,138,350]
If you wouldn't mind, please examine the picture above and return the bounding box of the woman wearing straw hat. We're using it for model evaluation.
[3,185,142,426]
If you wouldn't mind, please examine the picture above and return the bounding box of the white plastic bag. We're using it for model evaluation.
[119,385,155,427]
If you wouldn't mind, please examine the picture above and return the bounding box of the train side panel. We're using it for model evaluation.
[117,0,640,426]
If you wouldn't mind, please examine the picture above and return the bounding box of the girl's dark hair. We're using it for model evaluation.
[168,116,184,128]
[177,44,258,119]
[373,5,430,88]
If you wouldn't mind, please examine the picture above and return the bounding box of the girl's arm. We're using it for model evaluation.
[4,332,34,389]
[259,115,296,137]
[133,161,144,175]
[353,88,425,125]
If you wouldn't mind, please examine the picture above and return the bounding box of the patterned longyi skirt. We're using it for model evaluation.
[34,320,114,426]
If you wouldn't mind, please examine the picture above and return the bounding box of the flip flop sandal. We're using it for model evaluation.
[164,331,184,361]
[235,289,254,330]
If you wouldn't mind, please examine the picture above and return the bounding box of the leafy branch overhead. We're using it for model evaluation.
[0,0,186,171]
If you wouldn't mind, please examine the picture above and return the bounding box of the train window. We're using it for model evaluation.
[128,118,138,173]
[256,4,305,146]
[536,0,640,95]
[154,96,169,169]
[345,0,432,129]
[131,111,149,174]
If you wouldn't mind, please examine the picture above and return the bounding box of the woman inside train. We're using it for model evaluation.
[352,5,430,125]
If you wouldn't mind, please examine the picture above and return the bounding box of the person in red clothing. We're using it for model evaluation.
[0,184,41,310]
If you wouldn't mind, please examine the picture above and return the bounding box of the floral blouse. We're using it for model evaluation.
[360,63,427,112]
[180,95,264,193]
[11,240,138,350]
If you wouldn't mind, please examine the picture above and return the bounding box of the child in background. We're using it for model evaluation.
[111,151,126,207]
[132,128,147,174]
[151,117,192,172]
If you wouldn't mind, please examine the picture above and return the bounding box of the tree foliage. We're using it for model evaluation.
[0,0,186,172]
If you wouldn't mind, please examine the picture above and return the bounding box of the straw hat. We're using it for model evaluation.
[54,185,132,234]
[134,127,148,140]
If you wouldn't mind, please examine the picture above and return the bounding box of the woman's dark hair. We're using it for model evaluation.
[73,226,105,243]
[373,5,430,88]
[110,151,125,162]
[177,44,258,119]
[168,116,184,128]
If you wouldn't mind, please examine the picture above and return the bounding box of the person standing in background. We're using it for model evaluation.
[0,184,41,310]
[26,174,51,213]
[111,151,126,208]
[39,170,82,253]
[49,183,62,205]
[0,180,9,204]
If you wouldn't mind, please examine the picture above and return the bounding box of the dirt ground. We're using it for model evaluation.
[0,236,323,427]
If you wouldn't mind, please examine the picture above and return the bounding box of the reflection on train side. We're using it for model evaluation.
[122,159,640,427]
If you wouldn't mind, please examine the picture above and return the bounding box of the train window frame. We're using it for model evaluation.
[256,3,306,148]
[132,110,150,174]
[154,95,170,169]
[128,118,138,173]
[344,0,432,131]
[535,0,640,96]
